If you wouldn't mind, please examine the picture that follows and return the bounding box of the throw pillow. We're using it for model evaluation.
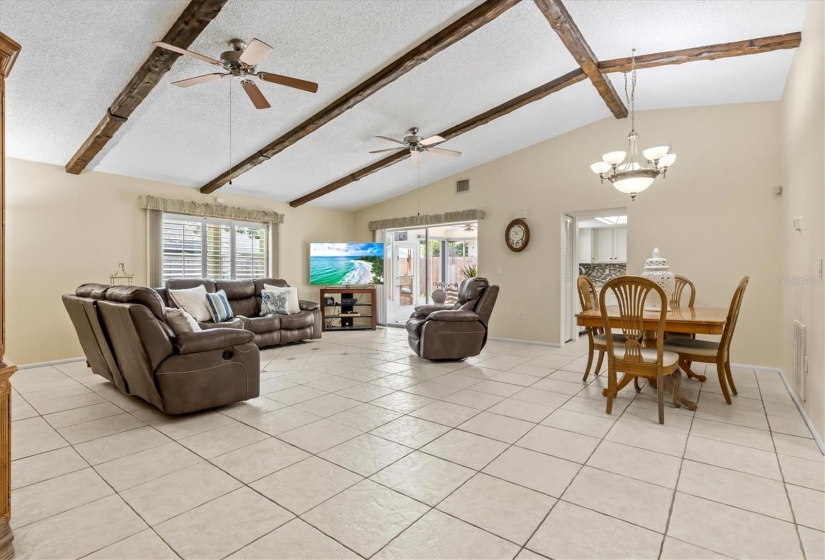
[261,289,290,315]
[264,284,300,314]
[165,307,201,335]
[167,285,212,322]
[205,289,234,322]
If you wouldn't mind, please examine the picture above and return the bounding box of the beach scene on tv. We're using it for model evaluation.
[310,243,385,285]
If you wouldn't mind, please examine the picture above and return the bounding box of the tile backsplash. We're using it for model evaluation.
[579,263,627,286]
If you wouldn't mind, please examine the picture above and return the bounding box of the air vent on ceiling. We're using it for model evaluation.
[793,320,807,401]
[456,179,470,193]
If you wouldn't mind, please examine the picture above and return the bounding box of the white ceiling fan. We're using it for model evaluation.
[370,127,461,163]
[154,38,318,109]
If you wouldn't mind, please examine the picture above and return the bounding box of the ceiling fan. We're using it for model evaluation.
[370,127,461,163]
[153,38,318,110]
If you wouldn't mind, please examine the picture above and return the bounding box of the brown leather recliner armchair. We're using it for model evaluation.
[406,277,499,360]
[63,284,260,414]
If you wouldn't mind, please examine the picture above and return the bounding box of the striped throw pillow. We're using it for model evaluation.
[205,289,234,322]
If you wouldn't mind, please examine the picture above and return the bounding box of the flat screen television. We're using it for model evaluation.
[310,243,384,285]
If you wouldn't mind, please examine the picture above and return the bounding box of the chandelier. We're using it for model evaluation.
[590,49,676,200]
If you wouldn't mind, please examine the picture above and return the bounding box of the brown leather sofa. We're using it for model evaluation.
[406,277,499,360]
[157,278,322,348]
[63,284,260,414]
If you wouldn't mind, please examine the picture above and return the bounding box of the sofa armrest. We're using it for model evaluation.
[428,310,480,322]
[299,300,319,311]
[174,329,254,355]
[412,304,451,319]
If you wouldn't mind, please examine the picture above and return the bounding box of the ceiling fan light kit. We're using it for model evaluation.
[590,49,676,200]
[154,37,319,109]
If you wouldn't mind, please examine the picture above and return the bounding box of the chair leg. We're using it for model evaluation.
[716,360,732,404]
[594,351,605,378]
[657,376,665,424]
[606,367,616,415]
[633,377,642,393]
[582,340,594,382]
[724,360,737,396]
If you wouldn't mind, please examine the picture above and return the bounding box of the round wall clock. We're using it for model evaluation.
[505,218,530,252]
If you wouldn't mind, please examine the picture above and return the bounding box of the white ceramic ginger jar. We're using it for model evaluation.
[641,248,675,312]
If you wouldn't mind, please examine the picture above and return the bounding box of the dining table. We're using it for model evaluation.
[576,306,728,411]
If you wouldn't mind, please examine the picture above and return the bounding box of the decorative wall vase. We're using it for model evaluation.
[641,248,675,312]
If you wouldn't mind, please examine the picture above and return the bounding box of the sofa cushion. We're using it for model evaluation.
[279,311,314,331]
[76,283,110,299]
[205,290,234,322]
[198,317,244,330]
[167,285,212,322]
[166,279,216,293]
[106,286,167,321]
[243,314,281,334]
[214,280,259,317]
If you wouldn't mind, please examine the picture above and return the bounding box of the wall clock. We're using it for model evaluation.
[505,218,530,252]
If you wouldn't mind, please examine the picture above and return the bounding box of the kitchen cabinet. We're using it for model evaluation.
[579,228,592,263]
[593,227,627,263]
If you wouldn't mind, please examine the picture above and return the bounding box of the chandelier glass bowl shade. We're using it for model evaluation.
[590,50,676,200]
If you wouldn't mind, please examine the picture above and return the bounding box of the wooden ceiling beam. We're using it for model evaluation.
[65,0,228,175]
[289,69,586,207]
[533,0,627,119]
[598,32,802,74]
[199,0,521,194]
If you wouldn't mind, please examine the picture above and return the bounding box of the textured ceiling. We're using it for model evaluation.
[2,0,810,210]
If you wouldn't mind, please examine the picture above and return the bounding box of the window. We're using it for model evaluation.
[162,213,268,281]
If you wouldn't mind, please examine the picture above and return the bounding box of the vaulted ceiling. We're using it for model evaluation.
[2,0,809,210]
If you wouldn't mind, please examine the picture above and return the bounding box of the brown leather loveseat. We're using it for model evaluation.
[157,278,322,348]
[63,284,260,414]
[406,277,499,360]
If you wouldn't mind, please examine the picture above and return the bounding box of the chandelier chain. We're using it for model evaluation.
[228,77,233,186]
[624,48,637,132]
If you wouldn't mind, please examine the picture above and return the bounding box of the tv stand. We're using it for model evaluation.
[321,287,377,332]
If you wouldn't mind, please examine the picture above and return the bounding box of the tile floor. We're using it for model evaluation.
[9,329,825,559]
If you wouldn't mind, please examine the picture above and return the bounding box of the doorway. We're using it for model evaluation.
[560,207,628,344]
[385,221,478,325]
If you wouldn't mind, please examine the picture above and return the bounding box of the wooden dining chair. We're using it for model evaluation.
[577,275,624,382]
[664,276,749,404]
[666,275,697,341]
[600,276,680,424]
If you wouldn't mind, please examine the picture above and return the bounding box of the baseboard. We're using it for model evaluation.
[488,336,561,347]
[16,357,85,370]
[733,362,825,455]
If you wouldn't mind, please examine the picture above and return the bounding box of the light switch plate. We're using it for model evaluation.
[794,216,802,231]
[496,266,503,276]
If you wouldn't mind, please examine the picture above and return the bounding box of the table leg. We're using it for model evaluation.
[680,358,707,382]
[663,369,697,411]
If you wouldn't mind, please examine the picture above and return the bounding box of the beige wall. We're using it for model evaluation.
[355,103,784,367]
[6,159,355,365]
[780,0,825,438]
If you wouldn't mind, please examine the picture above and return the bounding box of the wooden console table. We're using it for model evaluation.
[320,287,377,331]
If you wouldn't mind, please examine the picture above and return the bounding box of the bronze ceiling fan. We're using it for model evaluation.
[154,38,318,109]
[370,127,461,163]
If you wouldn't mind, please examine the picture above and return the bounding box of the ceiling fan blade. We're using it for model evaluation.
[376,135,406,145]
[172,73,226,88]
[153,41,221,66]
[241,80,271,109]
[240,38,273,66]
[369,148,401,154]
[258,72,318,93]
[421,135,445,146]
[427,146,462,158]
[411,150,421,163]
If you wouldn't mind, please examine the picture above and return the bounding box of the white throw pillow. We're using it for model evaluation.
[264,284,300,314]
[167,285,212,322]
[261,289,290,315]
[166,307,202,335]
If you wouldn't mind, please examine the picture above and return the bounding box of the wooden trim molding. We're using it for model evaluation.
[533,0,628,119]
[598,32,802,74]
[65,0,228,175]
[0,34,21,78]
[289,69,585,207]
[200,0,521,194]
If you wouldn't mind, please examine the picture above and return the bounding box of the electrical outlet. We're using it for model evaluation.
[497,266,503,276]
[794,216,802,231]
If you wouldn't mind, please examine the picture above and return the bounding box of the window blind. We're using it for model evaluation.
[161,213,269,281]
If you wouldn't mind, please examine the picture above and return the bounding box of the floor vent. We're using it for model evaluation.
[792,320,807,401]
[456,179,470,193]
